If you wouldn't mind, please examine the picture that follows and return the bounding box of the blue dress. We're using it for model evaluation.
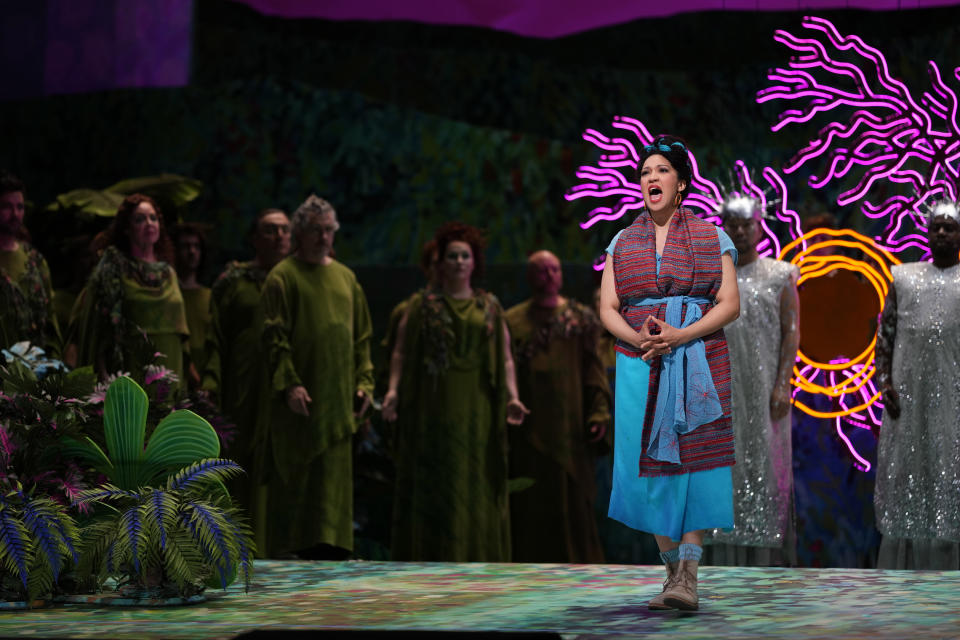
[606,227,737,542]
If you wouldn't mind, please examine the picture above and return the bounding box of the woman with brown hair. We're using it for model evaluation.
[383,221,528,561]
[69,194,190,388]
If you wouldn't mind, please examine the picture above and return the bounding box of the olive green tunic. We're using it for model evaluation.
[261,256,375,555]
[504,299,611,563]
[71,247,189,386]
[202,261,270,550]
[391,290,510,562]
[181,286,212,379]
[0,243,61,354]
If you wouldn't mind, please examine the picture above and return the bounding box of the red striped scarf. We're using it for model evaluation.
[612,208,735,476]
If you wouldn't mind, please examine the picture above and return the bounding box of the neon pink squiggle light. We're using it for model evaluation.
[760,15,960,255]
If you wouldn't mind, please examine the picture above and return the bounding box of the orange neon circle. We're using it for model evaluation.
[777,228,901,418]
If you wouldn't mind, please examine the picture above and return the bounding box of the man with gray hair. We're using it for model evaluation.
[708,196,800,567]
[260,194,375,559]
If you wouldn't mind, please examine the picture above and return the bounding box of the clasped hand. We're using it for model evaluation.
[636,315,685,362]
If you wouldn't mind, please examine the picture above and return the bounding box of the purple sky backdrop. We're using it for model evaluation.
[237,0,960,38]
[1,0,957,100]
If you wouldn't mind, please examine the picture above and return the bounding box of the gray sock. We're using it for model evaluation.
[659,548,680,564]
[678,543,702,562]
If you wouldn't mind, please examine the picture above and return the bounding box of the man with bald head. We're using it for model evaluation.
[707,198,799,566]
[504,250,611,563]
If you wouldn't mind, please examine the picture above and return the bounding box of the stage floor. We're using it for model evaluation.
[5,560,960,639]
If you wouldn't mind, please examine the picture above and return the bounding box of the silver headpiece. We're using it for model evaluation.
[925,199,960,224]
[720,194,763,220]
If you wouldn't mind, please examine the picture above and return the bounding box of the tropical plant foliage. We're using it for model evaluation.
[0,346,99,506]
[74,458,253,595]
[0,483,79,601]
[63,376,221,491]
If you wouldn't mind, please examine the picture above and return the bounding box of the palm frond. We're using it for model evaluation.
[73,484,137,506]
[0,505,30,589]
[76,519,118,580]
[181,500,235,587]
[20,495,76,582]
[166,459,243,494]
[145,489,177,552]
[119,506,145,575]
[163,529,206,591]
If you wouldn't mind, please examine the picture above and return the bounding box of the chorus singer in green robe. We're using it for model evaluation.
[505,250,611,563]
[261,195,374,559]
[382,222,530,562]
[69,194,189,387]
[0,171,61,354]
[203,208,291,552]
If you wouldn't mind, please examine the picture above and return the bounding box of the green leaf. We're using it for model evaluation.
[46,188,124,217]
[105,174,203,207]
[57,437,113,475]
[103,377,149,489]
[1,359,38,395]
[139,411,220,486]
[507,477,536,494]
[61,366,97,400]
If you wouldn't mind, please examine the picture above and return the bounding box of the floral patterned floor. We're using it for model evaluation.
[5,560,960,639]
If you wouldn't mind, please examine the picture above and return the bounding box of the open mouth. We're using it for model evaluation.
[648,186,663,204]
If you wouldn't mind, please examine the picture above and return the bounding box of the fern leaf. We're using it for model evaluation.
[73,484,137,506]
[0,505,30,589]
[166,459,243,494]
[119,506,143,575]
[20,497,67,582]
[181,500,234,586]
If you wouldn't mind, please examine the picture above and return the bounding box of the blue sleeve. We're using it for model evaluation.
[716,227,738,266]
[605,229,625,256]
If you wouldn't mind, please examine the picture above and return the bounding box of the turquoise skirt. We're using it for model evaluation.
[608,352,734,542]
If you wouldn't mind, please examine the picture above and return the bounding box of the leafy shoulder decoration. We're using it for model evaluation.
[211,261,269,303]
[515,299,599,364]
[0,243,53,345]
[88,247,172,370]
[419,288,500,377]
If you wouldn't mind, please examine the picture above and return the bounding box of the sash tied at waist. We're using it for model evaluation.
[625,295,723,464]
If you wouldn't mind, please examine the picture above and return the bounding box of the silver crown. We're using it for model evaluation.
[925,199,960,224]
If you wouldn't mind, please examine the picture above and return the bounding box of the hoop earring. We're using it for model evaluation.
[674,192,682,206]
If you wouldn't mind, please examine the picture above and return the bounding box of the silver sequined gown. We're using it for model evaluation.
[709,258,798,564]
[875,262,960,568]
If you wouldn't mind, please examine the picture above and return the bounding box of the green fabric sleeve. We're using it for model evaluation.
[261,271,302,393]
[353,279,375,397]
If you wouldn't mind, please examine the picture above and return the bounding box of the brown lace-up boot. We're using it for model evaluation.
[662,559,699,611]
[647,561,679,610]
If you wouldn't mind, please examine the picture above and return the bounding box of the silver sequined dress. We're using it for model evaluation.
[710,258,798,554]
[875,262,960,543]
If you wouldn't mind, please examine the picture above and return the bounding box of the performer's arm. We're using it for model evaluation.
[262,274,310,416]
[502,321,530,426]
[875,286,900,420]
[771,271,800,421]
[381,310,407,422]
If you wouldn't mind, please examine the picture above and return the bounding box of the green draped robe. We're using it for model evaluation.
[391,290,510,562]
[181,286,211,379]
[202,261,270,550]
[260,256,375,556]
[0,243,61,354]
[71,247,189,386]
[504,299,611,563]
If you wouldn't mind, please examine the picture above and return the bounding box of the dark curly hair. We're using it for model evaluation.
[96,193,174,263]
[0,170,25,198]
[432,221,486,286]
[636,134,694,202]
[171,221,210,274]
